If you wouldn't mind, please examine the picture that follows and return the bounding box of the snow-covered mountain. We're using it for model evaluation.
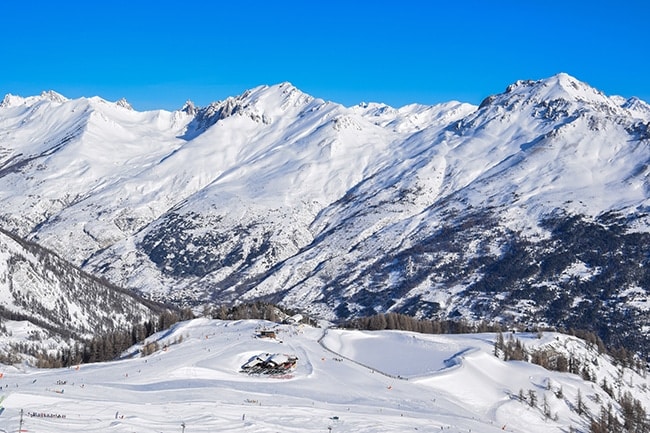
[0,227,163,360]
[0,319,648,433]
[1,74,650,353]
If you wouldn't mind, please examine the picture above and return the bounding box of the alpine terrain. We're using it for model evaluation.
[1,73,650,354]
[0,226,168,362]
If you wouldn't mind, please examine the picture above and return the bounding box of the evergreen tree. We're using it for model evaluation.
[576,389,585,416]
[542,394,551,419]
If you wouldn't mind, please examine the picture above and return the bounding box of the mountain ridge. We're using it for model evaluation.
[2,73,650,353]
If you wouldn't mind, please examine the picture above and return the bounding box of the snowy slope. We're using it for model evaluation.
[1,74,650,353]
[0,319,647,433]
[0,228,161,356]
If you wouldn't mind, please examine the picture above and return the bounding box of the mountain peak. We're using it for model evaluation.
[0,93,22,108]
[621,96,650,119]
[40,90,68,103]
[115,97,133,110]
[1,90,70,108]
[503,73,606,102]
[181,99,197,115]
[477,73,620,119]
[244,81,315,109]
[181,82,316,138]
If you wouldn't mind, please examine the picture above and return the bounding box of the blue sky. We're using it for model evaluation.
[2,1,648,110]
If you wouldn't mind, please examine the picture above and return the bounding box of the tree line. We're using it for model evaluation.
[341,312,503,334]
[32,308,193,368]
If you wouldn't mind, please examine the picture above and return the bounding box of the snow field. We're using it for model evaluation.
[1,319,645,432]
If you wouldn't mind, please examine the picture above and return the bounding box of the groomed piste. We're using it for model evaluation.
[0,318,648,432]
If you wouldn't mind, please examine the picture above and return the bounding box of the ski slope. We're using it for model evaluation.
[1,319,646,432]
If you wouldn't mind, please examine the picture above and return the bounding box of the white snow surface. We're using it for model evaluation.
[0,319,647,433]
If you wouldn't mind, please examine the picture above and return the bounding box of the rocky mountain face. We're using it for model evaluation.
[1,74,649,354]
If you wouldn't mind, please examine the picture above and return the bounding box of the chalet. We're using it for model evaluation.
[240,352,298,375]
